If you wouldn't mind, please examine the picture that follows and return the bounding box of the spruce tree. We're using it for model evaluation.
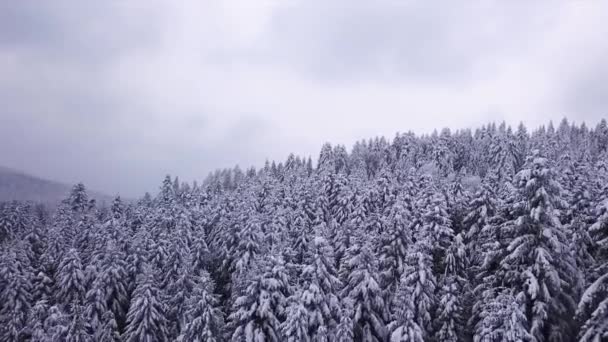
[178,271,224,342]
[228,256,290,342]
[57,248,86,310]
[500,150,578,341]
[341,238,387,342]
[123,268,169,342]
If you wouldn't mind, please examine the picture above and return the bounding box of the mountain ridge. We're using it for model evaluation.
[0,165,113,205]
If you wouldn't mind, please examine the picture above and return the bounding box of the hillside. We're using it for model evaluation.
[0,166,112,205]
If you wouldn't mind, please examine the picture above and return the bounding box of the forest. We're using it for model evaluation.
[1,118,608,342]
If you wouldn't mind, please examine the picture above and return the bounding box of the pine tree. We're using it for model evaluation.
[416,177,454,273]
[95,311,121,342]
[298,235,342,339]
[45,305,70,341]
[123,268,169,342]
[57,248,86,310]
[577,191,608,341]
[473,290,532,342]
[335,299,355,342]
[398,228,436,338]
[389,274,424,342]
[98,243,130,331]
[500,150,578,341]
[65,304,93,342]
[378,194,412,305]
[27,300,49,342]
[434,234,467,342]
[577,273,608,342]
[0,250,32,341]
[84,279,108,334]
[341,238,387,342]
[178,271,224,342]
[228,256,290,342]
[281,297,311,342]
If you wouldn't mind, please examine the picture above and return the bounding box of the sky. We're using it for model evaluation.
[1,0,607,197]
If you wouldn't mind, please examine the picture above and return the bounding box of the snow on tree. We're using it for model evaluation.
[164,262,200,339]
[27,300,49,342]
[44,305,70,341]
[0,249,32,341]
[228,255,291,342]
[473,290,532,342]
[191,231,211,275]
[123,267,169,342]
[500,150,579,341]
[577,273,608,342]
[56,247,86,311]
[434,233,467,342]
[84,279,109,334]
[396,227,436,339]
[341,237,387,342]
[97,243,130,331]
[230,208,263,283]
[177,270,224,342]
[95,311,121,342]
[65,304,93,342]
[298,235,342,339]
[378,193,413,306]
[415,175,454,272]
[281,296,311,342]
[577,192,608,341]
[389,274,424,342]
[335,298,355,342]
[337,191,366,280]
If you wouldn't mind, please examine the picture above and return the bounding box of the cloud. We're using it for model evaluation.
[0,0,607,196]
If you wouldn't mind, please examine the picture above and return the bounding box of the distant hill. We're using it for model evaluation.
[0,166,112,206]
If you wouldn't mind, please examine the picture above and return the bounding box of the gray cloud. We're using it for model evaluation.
[250,1,557,84]
[0,1,607,197]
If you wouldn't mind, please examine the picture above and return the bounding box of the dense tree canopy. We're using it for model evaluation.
[1,119,607,341]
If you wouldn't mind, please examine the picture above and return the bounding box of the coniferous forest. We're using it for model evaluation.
[2,118,608,342]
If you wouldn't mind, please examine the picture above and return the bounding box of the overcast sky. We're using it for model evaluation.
[1,1,607,197]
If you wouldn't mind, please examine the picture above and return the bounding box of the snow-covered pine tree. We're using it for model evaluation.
[389,279,424,342]
[434,233,467,342]
[0,249,32,341]
[473,290,532,342]
[84,279,108,335]
[339,188,366,259]
[228,255,290,342]
[396,226,436,339]
[27,300,49,342]
[298,235,342,339]
[123,266,169,342]
[178,270,224,342]
[335,298,355,342]
[56,247,86,312]
[65,304,93,342]
[341,237,387,342]
[378,193,413,307]
[500,150,578,341]
[98,242,130,331]
[191,230,211,275]
[415,175,454,273]
[576,188,608,341]
[281,296,311,342]
[44,305,70,341]
[95,311,121,342]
